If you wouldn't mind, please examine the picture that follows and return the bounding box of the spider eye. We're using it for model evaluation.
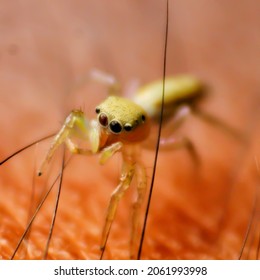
[98,113,108,127]
[95,107,100,114]
[124,123,132,132]
[141,114,146,122]
[110,120,122,134]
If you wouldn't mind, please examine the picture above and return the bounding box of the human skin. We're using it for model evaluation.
[0,0,260,260]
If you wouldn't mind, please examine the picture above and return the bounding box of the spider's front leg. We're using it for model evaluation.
[130,161,147,260]
[100,145,147,260]
[37,109,99,176]
[100,146,138,259]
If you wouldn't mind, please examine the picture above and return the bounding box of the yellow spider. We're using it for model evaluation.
[1,68,243,259]
[36,71,204,260]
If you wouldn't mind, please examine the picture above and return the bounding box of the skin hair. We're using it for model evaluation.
[0,0,260,260]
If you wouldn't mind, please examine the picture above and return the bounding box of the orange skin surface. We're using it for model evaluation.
[0,0,260,259]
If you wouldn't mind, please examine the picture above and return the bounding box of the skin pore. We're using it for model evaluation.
[0,0,260,259]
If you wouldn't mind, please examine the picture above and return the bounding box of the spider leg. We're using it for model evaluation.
[159,136,200,164]
[38,110,95,176]
[162,104,191,135]
[100,155,135,259]
[99,142,123,164]
[144,105,199,163]
[130,161,147,259]
[192,107,247,142]
[90,69,120,96]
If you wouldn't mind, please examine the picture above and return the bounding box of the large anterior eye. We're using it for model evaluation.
[109,120,122,134]
[98,113,108,127]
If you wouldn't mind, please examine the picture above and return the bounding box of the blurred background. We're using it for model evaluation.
[0,0,259,259]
